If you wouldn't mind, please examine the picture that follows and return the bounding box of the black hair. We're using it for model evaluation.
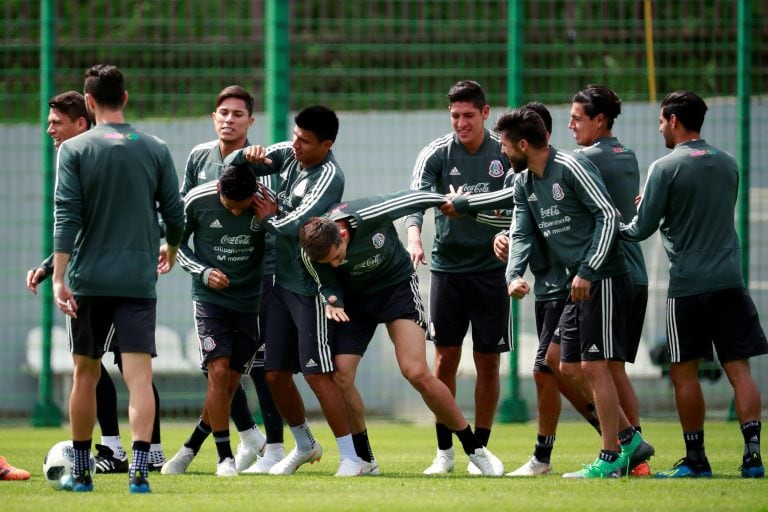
[219,163,257,201]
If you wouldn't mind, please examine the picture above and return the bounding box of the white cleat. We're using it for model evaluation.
[360,459,381,476]
[235,442,264,473]
[468,447,504,476]
[423,447,455,475]
[215,457,238,477]
[335,457,364,477]
[242,452,284,474]
[467,461,482,475]
[268,445,323,475]
[160,446,196,475]
[506,456,553,477]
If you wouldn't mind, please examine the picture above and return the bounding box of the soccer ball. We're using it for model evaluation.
[42,440,95,490]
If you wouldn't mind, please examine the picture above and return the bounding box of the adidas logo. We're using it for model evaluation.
[209,219,223,228]
[449,167,461,176]
[587,344,600,353]
[305,358,318,368]
[527,192,537,202]
[497,338,506,346]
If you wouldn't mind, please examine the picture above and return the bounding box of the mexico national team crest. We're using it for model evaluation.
[202,336,216,353]
[250,216,261,231]
[372,232,385,249]
[552,183,565,201]
[488,160,504,178]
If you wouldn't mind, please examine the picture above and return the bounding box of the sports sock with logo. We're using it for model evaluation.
[599,449,619,463]
[533,434,555,463]
[290,421,316,452]
[352,430,373,462]
[185,418,212,453]
[130,441,150,478]
[618,426,636,446]
[72,439,93,477]
[683,430,707,463]
[741,420,761,463]
[213,430,233,462]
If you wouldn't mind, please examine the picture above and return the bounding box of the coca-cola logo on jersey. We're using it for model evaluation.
[220,234,252,245]
[458,182,491,194]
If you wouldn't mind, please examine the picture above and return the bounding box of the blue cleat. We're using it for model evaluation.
[655,457,712,478]
[59,472,94,492]
[129,471,152,493]
[740,453,764,478]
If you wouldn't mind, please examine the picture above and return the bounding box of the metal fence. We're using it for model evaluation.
[1,0,766,423]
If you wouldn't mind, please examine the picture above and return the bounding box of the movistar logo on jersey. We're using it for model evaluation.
[449,167,461,176]
[209,219,223,228]
[552,183,565,201]
[488,160,504,178]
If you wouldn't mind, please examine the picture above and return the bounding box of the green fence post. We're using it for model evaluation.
[32,0,61,427]
[498,0,528,424]
[265,0,289,145]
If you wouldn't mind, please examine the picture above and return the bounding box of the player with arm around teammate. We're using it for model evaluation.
[299,190,504,476]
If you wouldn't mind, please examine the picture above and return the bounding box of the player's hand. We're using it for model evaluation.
[53,281,77,319]
[407,238,427,269]
[507,278,530,299]
[253,188,279,221]
[634,193,643,206]
[206,269,230,289]
[325,296,349,322]
[493,234,509,261]
[26,267,47,295]
[440,185,467,219]
[570,275,591,302]
[157,244,178,274]
[242,145,273,165]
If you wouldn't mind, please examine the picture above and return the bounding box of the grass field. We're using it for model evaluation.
[1,420,767,511]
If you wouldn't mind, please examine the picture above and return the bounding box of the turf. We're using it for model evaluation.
[1,420,766,511]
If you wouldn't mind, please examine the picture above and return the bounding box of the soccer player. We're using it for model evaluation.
[26,91,166,474]
[491,103,601,477]
[447,107,653,478]
[406,80,510,475]
[569,85,651,475]
[299,190,504,476]
[170,163,267,477]
[620,91,768,478]
[52,64,185,493]
[162,85,283,475]
[0,456,30,481]
[226,105,362,477]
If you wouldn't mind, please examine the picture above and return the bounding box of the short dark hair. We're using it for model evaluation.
[523,101,552,134]
[572,85,621,129]
[494,107,548,149]
[83,64,125,110]
[447,80,487,110]
[295,105,339,143]
[299,217,341,261]
[48,91,92,129]
[660,90,708,133]
[215,85,255,116]
[219,163,256,201]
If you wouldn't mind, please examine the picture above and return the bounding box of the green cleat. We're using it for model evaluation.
[617,432,655,476]
[563,456,622,478]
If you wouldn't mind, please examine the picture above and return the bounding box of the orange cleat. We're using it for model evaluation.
[0,456,31,481]
[630,460,652,477]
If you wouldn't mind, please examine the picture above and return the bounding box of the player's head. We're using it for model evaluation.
[569,85,621,146]
[47,91,90,148]
[213,85,255,145]
[447,80,490,151]
[494,107,548,171]
[300,216,350,267]
[659,90,707,148]
[523,101,552,135]
[292,105,339,167]
[83,64,126,112]
[217,163,257,216]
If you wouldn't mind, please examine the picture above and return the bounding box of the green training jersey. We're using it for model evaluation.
[577,137,647,286]
[182,138,279,275]
[620,139,744,297]
[304,190,447,306]
[405,130,511,273]
[54,123,185,298]
[177,180,266,312]
[227,142,345,296]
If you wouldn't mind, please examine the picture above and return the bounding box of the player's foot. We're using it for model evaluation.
[654,457,712,478]
[506,455,553,477]
[360,459,381,476]
[467,460,482,475]
[216,457,238,477]
[60,472,94,492]
[0,456,31,481]
[467,447,504,476]
[93,444,129,474]
[334,457,364,477]
[160,446,196,475]
[235,442,264,473]
[148,450,167,472]
[268,445,323,475]
[242,451,284,474]
[563,456,622,478]
[617,431,654,475]
[740,452,764,478]
[630,461,652,477]
[423,447,455,475]
[129,471,151,493]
